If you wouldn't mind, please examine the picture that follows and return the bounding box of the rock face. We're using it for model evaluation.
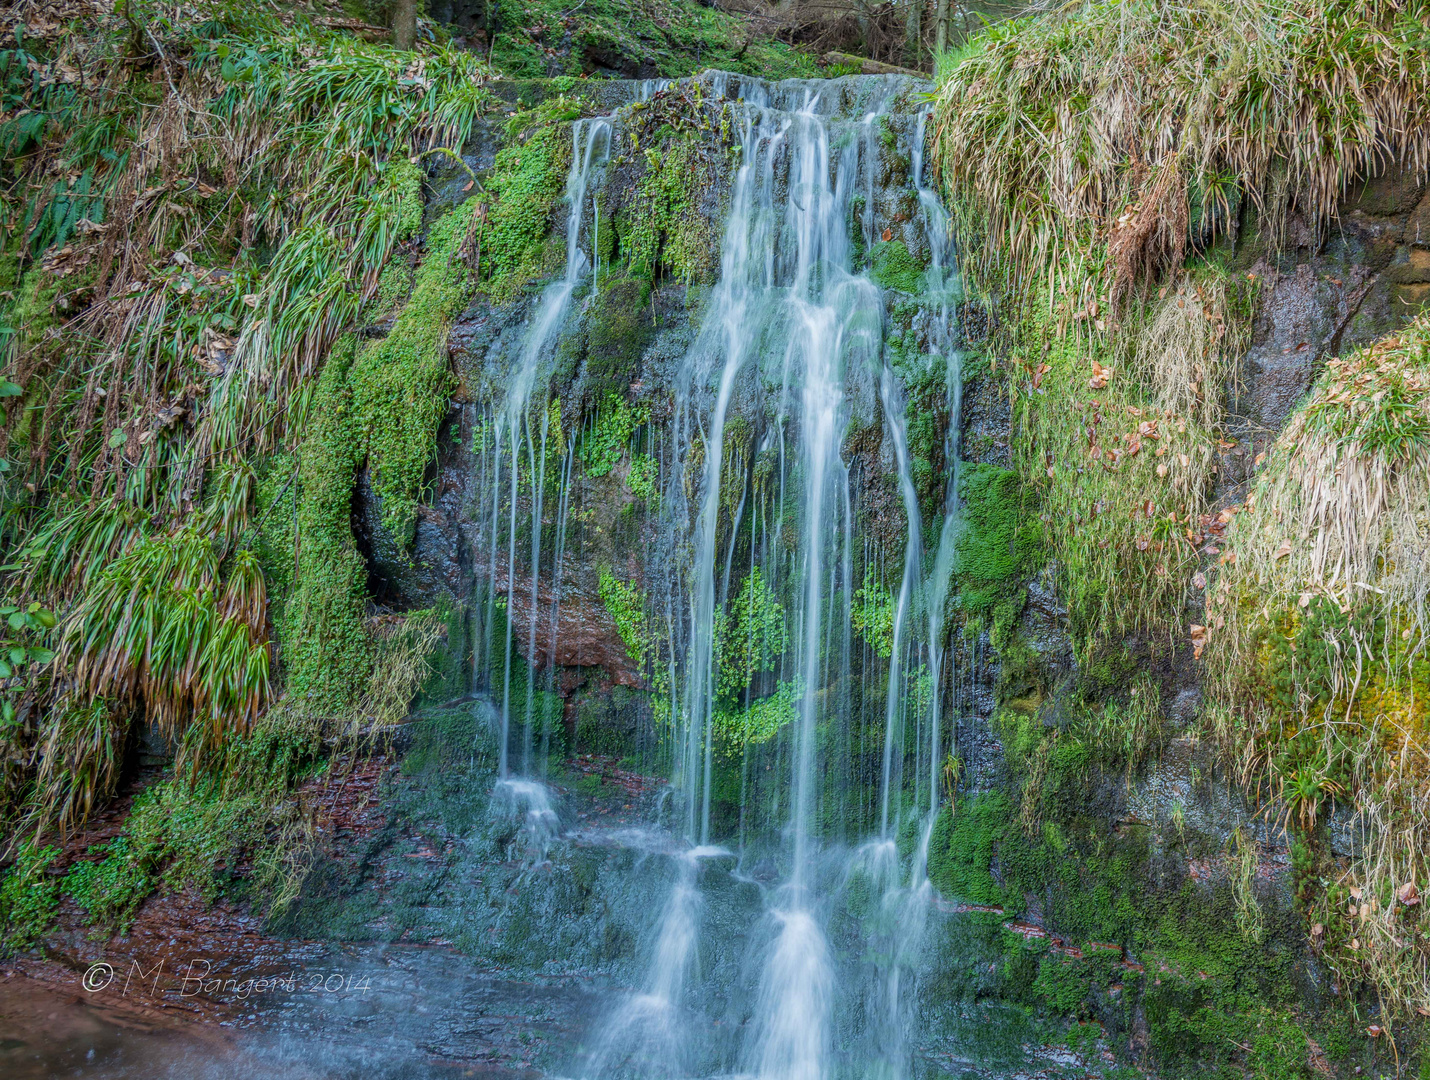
[1237,165,1430,443]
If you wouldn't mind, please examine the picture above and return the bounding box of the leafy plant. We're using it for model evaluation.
[0,840,59,953]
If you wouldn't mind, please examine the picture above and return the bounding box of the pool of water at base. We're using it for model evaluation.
[0,941,1102,1080]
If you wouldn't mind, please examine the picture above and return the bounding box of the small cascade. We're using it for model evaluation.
[465,72,974,1080]
[912,104,965,842]
[577,845,729,1079]
[491,777,562,865]
[489,115,612,780]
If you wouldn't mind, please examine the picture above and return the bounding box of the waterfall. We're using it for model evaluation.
[491,116,612,779]
[486,73,968,1080]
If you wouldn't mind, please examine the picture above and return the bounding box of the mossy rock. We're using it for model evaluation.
[583,274,653,398]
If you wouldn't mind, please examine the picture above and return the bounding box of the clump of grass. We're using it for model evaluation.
[0,6,495,833]
[933,0,1430,307]
[351,608,448,737]
[1135,273,1254,430]
[1208,316,1430,1018]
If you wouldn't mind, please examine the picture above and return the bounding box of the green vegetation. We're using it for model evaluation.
[475,96,579,301]
[715,567,787,698]
[933,0,1430,303]
[350,199,475,542]
[0,840,58,953]
[852,569,896,658]
[486,0,818,81]
[953,463,1041,642]
[1208,317,1430,1019]
[580,393,649,478]
[598,568,650,664]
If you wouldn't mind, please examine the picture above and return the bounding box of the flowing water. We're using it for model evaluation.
[5,74,1103,1080]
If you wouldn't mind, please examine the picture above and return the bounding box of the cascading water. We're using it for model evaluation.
[473,72,971,1080]
[491,115,612,780]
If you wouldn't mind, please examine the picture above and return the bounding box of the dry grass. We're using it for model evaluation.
[1208,316,1430,1018]
[932,0,1430,308]
[1135,275,1252,430]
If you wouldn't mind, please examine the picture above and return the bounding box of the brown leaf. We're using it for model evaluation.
[1189,624,1208,660]
[1274,539,1292,560]
[1399,881,1421,907]
[1192,571,1206,590]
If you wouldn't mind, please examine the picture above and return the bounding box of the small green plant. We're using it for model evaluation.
[581,394,648,479]
[852,570,895,659]
[627,454,658,500]
[715,567,787,698]
[0,841,59,953]
[62,835,153,937]
[599,569,649,664]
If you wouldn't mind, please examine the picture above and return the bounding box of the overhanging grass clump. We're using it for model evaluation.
[933,0,1430,305]
[0,4,488,839]
[1208,316,1430,1018]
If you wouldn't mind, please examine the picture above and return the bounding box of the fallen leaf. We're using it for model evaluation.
[1399,881,1420,907]
[1156,462,1169,478]
[1189,624,1208,660]
[1192,571,1206,589]
[1275,539,1292,560]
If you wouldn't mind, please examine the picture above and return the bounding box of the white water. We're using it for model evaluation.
[512,74,968,1080]
[491,776,562,865]
[493,116,612,779]
[577,845,729,1079]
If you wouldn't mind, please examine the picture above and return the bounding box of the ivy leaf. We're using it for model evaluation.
[0,660,10,678]
[28,647,54,664]
[107,429,127,448]
[0,379,22,397]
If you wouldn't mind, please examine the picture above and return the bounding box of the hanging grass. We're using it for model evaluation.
[932,0,1430,308]
[1207,317,1430,1018]
[0,4,498,833]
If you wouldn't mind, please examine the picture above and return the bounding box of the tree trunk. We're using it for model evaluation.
[935,0,950,59]
[392,0,417,50]
[904,0,922,70]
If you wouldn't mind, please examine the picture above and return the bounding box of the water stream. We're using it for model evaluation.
[0,73,1089,1080]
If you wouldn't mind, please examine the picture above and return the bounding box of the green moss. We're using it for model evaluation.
[954,463,1042,643]
[349,199,473,543]
[584,274,653,396]
[619,133,716,284]
[413,595,470,708]
[487,0,818,80]
[285,337,372,713]
[926,791,1010,906]
[478,99,576,301]
[870,238,927,294]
